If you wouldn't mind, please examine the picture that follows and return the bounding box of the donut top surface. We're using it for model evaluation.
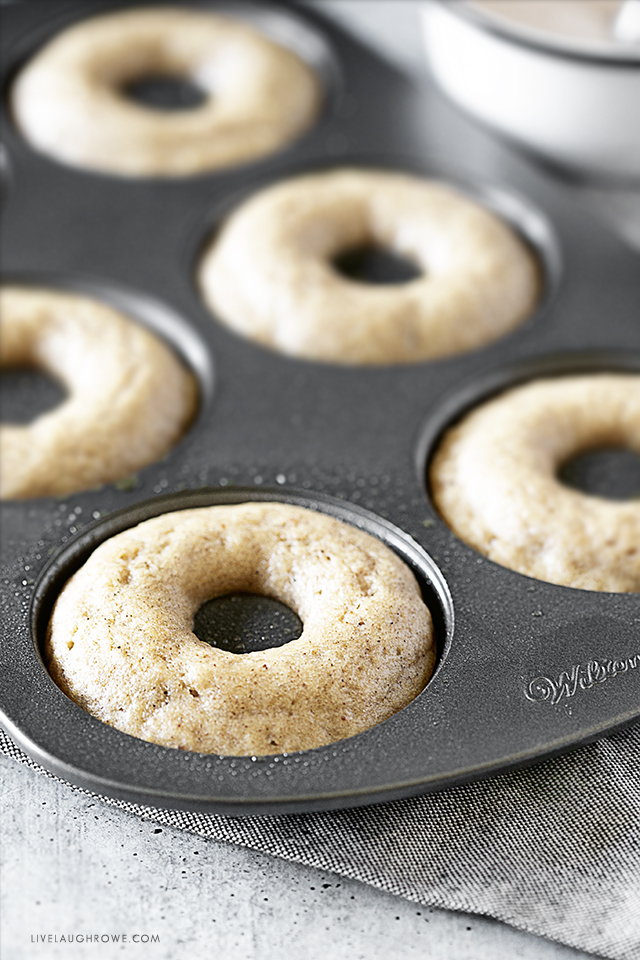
[46,502,436,756]
[430,373,640,592]
[199,168,540,365]
[10,7,323,177]
[0,287,197,499]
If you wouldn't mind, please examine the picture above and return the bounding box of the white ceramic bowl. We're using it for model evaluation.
[421,0,640,181]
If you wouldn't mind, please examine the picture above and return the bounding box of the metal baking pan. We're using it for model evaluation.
[1,0,639,815]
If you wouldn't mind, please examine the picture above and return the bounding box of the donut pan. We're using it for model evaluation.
[1,0,639,815]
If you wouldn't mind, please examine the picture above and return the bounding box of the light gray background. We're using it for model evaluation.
[1,754,592,960]
[2,3,638,958]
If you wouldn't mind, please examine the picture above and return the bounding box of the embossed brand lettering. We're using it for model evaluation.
[524,656,639,704]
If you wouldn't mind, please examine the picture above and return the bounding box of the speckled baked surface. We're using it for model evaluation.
[46,503,434,755]
[10,6,322,176]
[431,373,640,592]
[0,287,197,499]
[198,169,539,364]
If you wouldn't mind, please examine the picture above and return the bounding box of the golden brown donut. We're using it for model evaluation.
[46,502,435,755]
[430,373,640,592]
[198,168,540,365]
[10,7,322,177]
[0,287,197,499]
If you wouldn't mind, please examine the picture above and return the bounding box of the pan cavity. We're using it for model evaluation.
[193,594,303,654]
[559,448,640,501]
[124,75,207,111]
[0,367,67,424]
[333,246,422,285]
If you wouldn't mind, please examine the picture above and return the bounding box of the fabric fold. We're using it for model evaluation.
[3,722,639,959]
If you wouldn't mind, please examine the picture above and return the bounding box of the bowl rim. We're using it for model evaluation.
[424,0,640,68]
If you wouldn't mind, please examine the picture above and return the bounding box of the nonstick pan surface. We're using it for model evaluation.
[1,0,639,814]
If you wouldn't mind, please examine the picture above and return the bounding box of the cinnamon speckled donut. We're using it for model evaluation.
[430,373,640,592]
[46,502,435,755]
[10,7,322,177]
[198,168,540,365]
[0,287,197,499]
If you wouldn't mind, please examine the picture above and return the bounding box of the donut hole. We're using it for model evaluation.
[558,447,640,501]
[0,365,67,425]
[123,74,208,112]
[332,246,423,286]
[193,593,303,655]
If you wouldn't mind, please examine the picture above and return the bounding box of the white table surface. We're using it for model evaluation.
[1,752,592,960]
[2,3,638,959]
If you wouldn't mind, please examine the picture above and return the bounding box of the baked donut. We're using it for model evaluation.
[10,7,322,177]
[430,373,640,592]
[198,168,540,365]
[0,287,197,500]
[46,502,435,755]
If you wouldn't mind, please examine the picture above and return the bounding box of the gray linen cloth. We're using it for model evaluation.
[2,721,639,960]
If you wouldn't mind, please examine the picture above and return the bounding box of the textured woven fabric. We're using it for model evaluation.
[2,723,639,960]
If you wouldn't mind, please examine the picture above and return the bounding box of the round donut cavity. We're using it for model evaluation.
[198,168,540,365]
[45,502,436,755]
[430,372,640,592]
[0,286,197,500]
[10,7,323,177]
